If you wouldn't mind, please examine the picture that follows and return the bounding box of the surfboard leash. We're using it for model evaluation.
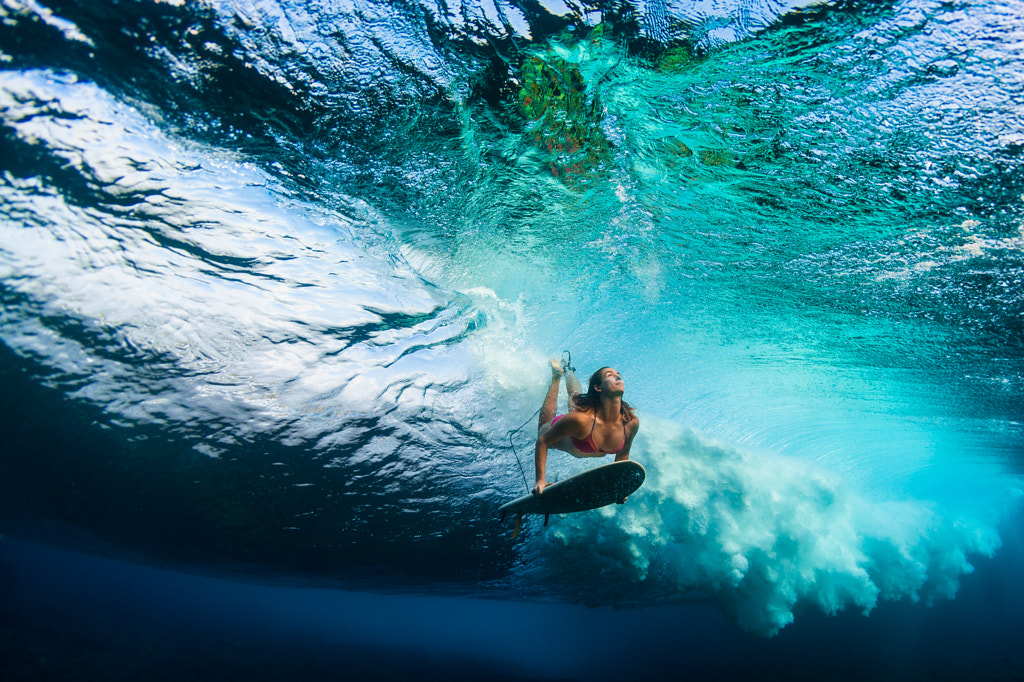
[560,349,575,373]
[507,409,538,493]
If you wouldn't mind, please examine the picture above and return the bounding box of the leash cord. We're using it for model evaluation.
[508,408,540,492]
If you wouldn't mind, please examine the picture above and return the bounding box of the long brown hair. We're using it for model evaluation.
[571,366,635,424]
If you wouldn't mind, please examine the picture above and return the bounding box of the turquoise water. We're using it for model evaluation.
[1,0,1023,673]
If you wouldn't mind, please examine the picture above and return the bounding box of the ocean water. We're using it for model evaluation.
[1,0,1023,679]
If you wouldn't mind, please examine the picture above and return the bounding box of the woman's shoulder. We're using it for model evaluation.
[563,408,592,423]
[551,410,589,436]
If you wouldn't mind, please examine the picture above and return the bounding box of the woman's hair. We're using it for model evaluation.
[571,367,635,424]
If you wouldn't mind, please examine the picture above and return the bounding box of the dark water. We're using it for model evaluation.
[2,0,1023,678]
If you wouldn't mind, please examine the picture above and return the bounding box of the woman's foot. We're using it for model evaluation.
[549,358,564,378]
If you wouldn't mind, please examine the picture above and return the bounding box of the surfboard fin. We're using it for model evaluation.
[512,513,523,539]
[544,514,549,526]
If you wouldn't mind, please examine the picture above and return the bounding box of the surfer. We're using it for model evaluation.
[533,360,639,496]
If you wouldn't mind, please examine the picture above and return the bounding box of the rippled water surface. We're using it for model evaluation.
[2,0,1023,647]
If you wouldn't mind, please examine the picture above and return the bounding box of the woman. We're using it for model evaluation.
[533,360,640,496]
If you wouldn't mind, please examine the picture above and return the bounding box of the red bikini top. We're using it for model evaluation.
[571,412,625,454]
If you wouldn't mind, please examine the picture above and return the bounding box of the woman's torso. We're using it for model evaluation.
[553,411,626,457]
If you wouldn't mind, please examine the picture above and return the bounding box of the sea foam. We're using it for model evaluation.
[535,415,1006,636]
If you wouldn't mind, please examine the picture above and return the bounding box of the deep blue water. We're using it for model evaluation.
[2,0,1023,679]
[3,520,1024,681]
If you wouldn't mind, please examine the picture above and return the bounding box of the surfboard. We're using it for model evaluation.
[499,460,646,523]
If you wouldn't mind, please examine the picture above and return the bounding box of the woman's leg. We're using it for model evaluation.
[564,367,582,405]
[538,359,563,431]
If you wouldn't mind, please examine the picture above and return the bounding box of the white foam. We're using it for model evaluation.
[536,415,1012,636]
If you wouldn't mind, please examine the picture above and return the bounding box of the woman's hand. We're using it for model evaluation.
[532,480,547,496]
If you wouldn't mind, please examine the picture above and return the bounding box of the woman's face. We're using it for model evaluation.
[597,368,624,395]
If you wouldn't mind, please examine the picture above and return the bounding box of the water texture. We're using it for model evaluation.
[2,0,1023,651]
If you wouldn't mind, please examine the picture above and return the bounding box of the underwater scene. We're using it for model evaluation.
[1,0,1023,679]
